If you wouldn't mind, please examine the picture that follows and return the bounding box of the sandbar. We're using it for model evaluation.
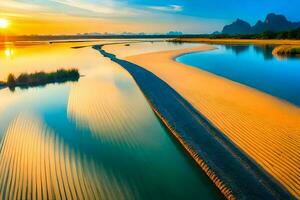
[125,45,300,198]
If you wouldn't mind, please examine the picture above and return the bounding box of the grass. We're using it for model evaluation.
[5,69,80,89]
[272,45,300,56]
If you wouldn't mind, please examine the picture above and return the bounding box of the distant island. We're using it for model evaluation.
[2,69,80,90]
[0,32,184,43]
[222,13,300,34]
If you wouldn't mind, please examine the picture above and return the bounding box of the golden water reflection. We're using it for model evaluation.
[4,48,13,57]
[68,78,147,147]
[0,41,222,199]
[0,41,125,81]
[104,41,199,58]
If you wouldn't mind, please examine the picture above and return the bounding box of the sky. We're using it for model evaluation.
[0,0,300,35]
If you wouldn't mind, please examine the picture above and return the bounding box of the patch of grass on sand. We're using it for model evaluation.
[272,45,300,56]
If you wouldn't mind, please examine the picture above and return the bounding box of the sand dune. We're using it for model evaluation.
[125,45,300,198]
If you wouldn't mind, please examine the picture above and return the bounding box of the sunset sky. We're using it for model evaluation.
[0,0,300,35]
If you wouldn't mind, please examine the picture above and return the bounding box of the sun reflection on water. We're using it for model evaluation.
[4,48,13,57]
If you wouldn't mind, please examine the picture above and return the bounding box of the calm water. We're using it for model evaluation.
[177,45,300,107]
[0,41,222,199]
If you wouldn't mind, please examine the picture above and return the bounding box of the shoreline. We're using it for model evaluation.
[123,44,300,199]
[95,45,295,199]
[150,108,234,199]
[171,38,300,45]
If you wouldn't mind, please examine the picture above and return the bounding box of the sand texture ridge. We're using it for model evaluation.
[124,45,300,198]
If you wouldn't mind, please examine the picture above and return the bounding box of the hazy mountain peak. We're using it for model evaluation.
[265,13,288,24]
[222,19,251,34]
[222,13,300,34]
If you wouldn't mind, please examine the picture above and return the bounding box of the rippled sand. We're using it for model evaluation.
[124,45,300,198]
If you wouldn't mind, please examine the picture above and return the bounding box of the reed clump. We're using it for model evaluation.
[272,45,300,56]
[6,69,80,88]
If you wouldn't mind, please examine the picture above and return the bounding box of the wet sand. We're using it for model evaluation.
[124,45,300,198]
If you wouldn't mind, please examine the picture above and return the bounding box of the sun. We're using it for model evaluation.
[0,18,9,29]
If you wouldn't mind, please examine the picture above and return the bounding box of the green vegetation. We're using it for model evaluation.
[273,45,300,56]
[6,69,80,89]
[177,28,300,40]
[7,74,16,86]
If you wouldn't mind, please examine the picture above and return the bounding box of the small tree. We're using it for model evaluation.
[7,74,16,86]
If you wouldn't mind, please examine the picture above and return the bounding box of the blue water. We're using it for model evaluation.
[177,45,300,107]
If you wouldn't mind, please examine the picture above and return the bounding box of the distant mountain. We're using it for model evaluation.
[222,13,300,34]
[211,31,221,35]
[252,13,300,33]
[222,19,252,34]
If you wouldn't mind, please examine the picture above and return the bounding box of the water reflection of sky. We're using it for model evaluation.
[0,41,222,199]
[177,44,300,107]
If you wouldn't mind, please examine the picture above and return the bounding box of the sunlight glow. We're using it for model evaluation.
[4,48,14,57]
[0,19,9,29]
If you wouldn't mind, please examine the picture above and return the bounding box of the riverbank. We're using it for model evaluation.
[95,45,295,199]
[171,38,300,45]
[123,45,300,199]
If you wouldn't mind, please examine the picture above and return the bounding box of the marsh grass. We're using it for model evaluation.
[272,45,300,57]
[6,69,80,89]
